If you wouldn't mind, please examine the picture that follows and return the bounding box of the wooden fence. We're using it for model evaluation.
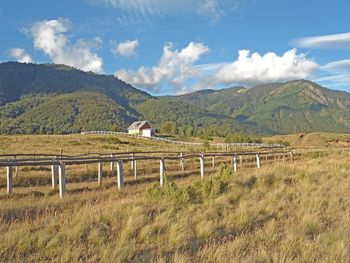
[81,131,284,149]
[0,149,294,198]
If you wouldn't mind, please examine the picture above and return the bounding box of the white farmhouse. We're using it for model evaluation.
[127,121,155,137]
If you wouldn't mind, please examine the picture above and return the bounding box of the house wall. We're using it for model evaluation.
[128,129,141,135]
[142,129,153,137]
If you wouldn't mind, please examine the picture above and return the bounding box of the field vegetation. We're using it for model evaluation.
[0,134,350,262]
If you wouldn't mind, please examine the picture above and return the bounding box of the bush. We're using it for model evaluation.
[201,164,231,199]
[147,176,197,204]
[147,166,233,204]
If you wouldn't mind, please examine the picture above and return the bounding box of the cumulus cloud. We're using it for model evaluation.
[294,32,350,49]
[115,42,210,93]
[30,19,103,73]
[112,39,139,57]
[7,48,33,63]
[208,49,318,86]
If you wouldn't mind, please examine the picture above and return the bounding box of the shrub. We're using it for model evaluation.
[147,164,233,204]
[200,164,232,199]
[147,176,196,204]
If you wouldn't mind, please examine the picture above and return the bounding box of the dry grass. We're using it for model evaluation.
[264,132,350,148]
[1,135,350,262]
[0,134,191,156]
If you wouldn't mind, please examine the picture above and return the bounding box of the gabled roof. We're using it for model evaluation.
[127,120,152,130]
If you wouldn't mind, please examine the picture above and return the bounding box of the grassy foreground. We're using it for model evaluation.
[1,146,350,262]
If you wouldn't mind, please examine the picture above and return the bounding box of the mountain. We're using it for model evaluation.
[0,62,350,135]
[166,80,350,134]
[0,62,152,133]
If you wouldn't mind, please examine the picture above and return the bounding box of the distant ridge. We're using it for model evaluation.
[1,62,350,135]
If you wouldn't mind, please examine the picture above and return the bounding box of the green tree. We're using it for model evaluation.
[160,121,177,135]
[185,126,194,137]
[111,124,118,132]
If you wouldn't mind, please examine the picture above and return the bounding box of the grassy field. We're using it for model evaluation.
[0,134,350,262]
[0,134,191,155]
[264,132,350,148]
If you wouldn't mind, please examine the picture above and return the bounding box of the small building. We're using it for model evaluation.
[127,120,155,137]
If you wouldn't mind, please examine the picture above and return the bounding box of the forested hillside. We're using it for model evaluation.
[1,62,350,135]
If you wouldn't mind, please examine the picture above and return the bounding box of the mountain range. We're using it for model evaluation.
[0,62,349,135]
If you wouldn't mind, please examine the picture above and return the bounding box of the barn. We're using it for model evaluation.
[127,121,155,137]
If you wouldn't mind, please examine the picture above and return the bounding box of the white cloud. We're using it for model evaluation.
[322,59,350,74]
[116,47,319,94]
[317,59,350,87]
[30,19,103,73]
[7,48,33,63]
[115,42,210,93]
[112,39,139,57]
[88,0,238,21]
[198,0,223,23]
[294,32,350,49]
[209,49,318,86]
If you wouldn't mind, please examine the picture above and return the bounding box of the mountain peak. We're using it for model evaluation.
[1,62,350,135]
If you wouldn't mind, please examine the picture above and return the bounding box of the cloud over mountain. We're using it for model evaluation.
[116,45,318,94]
[7,48,33,63]
[30,19,103,73]
[115,42,210,93]
[208,49,318,86]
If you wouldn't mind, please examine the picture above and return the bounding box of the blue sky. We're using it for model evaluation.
[1,0,350,95]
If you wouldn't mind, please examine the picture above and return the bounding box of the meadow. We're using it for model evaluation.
[0,134,350,262]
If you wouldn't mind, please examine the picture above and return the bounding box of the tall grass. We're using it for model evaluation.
[1,135,350,262]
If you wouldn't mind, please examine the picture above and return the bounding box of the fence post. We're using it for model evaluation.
[256,154,261,168]
[200,154,205,178]
[117,160,124,189]
[51,160,58,189]
[7,165,13,195]
[98,162,103,186]
[131,153,134,169]
[110,154,114,175]
[239,155,243,167]
[180,153,185,174]
[58,162,66,198]
[212,156,215,168]
[160,157,165,185]
[233,155,237,173]
[134,159,137,179]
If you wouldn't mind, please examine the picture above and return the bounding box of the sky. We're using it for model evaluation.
[1,0,350,95]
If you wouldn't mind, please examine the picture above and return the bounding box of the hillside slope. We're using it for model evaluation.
[166,80,350,134]
[0,62,152,132]
[239,80,350,134]
[1,62,350,135]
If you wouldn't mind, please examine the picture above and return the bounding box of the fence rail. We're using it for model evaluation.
[1,149,294,198]
[81,131,284,148]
